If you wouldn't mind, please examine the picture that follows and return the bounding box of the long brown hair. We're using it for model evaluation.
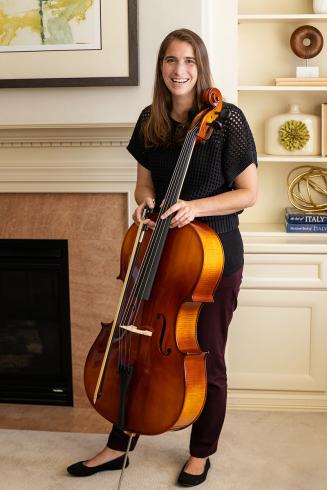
[143,28,213,147]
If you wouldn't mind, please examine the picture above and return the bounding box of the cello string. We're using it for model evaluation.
[121,124,198,330]
[121,124,199,368]
[119,123,200,367]
[117,222,150,367]
[117,127,198,369]
[117,240,146,368]
[120,124,199,334]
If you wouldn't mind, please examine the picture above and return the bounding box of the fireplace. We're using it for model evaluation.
[0,239,73,406]
[0,123,130,430]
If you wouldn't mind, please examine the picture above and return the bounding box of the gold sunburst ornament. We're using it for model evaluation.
[287,166,327,212]
[279,120,310,151]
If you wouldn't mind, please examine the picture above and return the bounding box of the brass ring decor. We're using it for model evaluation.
[279,119,310,151]
[287,166,327,212]
[290,25,324,59]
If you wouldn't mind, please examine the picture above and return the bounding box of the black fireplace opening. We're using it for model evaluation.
[0,239,73,406]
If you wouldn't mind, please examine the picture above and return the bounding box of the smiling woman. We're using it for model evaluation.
[143,29,213,148]
[67,27,258,488]
[161,40,198,109]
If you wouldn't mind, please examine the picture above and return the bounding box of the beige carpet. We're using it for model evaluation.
[1,410,326,490]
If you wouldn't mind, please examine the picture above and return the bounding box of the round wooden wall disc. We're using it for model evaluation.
[290,25,324,59]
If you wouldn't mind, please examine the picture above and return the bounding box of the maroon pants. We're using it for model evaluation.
[107,267,243,458]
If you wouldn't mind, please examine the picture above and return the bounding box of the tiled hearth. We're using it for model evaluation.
[0,124,135,433]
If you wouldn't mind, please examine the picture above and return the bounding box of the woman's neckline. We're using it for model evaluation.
[169,115,186,127]
[169,107,197,127]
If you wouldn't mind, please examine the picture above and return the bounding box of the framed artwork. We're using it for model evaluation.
[0,0,138,87]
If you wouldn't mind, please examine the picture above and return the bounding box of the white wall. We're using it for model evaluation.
[0,0,235,124]
[204,0,238,104]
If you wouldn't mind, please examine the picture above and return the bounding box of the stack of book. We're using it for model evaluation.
[285,207,327,233]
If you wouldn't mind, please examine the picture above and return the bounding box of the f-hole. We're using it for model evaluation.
[157,313,171,356]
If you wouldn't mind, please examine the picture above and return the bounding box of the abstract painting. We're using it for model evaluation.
[0,0,101,52]
[0,0,138,88]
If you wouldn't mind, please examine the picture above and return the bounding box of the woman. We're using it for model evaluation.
[68,28,257,487]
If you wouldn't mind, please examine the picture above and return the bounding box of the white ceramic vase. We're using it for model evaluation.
[265,104,320,156]
[313,0,327,13]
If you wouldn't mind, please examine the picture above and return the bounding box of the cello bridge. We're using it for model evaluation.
[120,325,152,337]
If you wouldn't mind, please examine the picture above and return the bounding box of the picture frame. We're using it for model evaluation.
[0,0,138,88]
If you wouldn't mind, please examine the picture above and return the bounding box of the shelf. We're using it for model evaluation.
[240,224,327,254]
[241,222,327,235]
[238,14,327,23]
[238,86,327,91]
[258,154,327,163]
[238,7,327,246]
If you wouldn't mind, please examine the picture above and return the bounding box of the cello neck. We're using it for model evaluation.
[137,122,201,300]
[159,122,200,216]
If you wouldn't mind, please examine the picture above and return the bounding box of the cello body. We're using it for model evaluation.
[84,220,224,435]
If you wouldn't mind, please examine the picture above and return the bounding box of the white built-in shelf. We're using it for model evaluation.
[240,224,327,254]
[258,154,327,163]
[238,14,327,23]
[240,223,327,235]
[239,85,327,91]
[238,11,327,253]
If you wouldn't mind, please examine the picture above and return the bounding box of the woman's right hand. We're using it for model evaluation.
[132,197,156,229]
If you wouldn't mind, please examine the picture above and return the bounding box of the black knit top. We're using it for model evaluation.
[127,102,257,275]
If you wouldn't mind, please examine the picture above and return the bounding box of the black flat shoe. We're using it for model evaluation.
[67,454,129,477]
[177,458,210,487]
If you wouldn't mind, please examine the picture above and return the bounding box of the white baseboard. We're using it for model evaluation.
[227,391,327,412]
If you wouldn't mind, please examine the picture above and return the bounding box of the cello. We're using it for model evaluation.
[84,87,227,488]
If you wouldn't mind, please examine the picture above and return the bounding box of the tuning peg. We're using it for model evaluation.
[215,108,231,121]
[210,120,223,131]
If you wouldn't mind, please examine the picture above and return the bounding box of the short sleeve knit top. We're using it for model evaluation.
[127,102,257,275]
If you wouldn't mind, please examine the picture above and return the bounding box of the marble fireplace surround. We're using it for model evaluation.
[0,123,136,433]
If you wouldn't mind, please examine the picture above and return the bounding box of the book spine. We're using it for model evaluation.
[285,222,327,233]
[286,214,327,224]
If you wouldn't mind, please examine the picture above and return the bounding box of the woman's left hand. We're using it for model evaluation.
[160,199,197,228]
